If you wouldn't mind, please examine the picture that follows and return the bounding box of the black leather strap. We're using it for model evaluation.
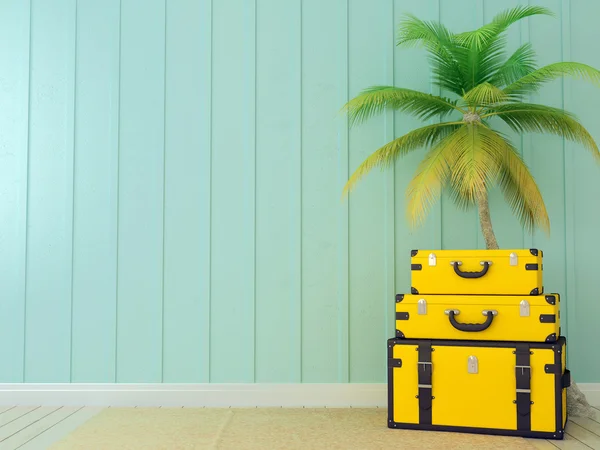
[418,341,433,425]
[515,344,531,431]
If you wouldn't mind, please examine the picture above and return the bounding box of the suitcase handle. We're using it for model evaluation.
[446,309,496,332]
[452,261,491,279]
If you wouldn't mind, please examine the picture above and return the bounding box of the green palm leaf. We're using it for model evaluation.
[463,83,507,108]
[343,122,462,197]
[406,125,469,227]
[455,6,553,51]
[478,128,550,233]
[342,86,462,127]
[504,62,600,96]
[491,43,537,87]
[482,103,600,161]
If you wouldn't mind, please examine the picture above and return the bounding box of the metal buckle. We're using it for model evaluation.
[418,361,432,371]
[418,384,432,389]
[516,365,531,375]
[516,388,531,393]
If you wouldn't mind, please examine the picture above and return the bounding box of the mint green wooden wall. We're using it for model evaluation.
[1,0,599,384]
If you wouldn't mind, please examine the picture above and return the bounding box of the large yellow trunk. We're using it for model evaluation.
[388,337,569,439]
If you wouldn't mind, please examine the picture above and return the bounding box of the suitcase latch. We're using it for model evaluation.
[520,300,530,317]
[417,299,427,315]
[428,253,436,266]
[467,356,478,374]
[510,252,518,266]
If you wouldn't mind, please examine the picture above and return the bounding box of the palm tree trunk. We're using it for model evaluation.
[476,190,499,250]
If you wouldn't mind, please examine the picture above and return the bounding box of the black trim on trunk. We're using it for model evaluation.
[411,264,422,270]
[545,333,557,343]
[411,249,418,257]
[387,422,563,440]
[395,329,405,338]
[530,249,539,256]
[540,314,556,323]
[417,341,433,425]
[530,287,539,295]
[515,344,531,432]
[411,287,419,294]
[525,263,539,270]
[388,358,402,368]
[396,294,404,303]
[545,295,556,305]
[396,312,409,321]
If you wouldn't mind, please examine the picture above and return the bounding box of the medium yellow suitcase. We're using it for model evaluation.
[395,293,560,343]
[387,337,569,439]
[410,249,543,295]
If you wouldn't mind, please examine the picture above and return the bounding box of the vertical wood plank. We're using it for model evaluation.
[0,0,30,382]
[566,0,600,381]
[162,0,205,383]
[561,0,574,358]
[301,0,342,382]
[255,0,302,382]
[25,0,76,382]
[393,0,439,293]
[438,0,480,250]
[210,0,256,382]
[117,0,166,382]
[198,0,212,382]
[478,0,527,250]
[347,0,387,382]
[71,0,120,383]
[337,0,349,384]
[384,0,396,343]
[528,0,567,314]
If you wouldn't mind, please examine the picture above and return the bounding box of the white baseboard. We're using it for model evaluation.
[0,383,387,408]
[0,383,598,408]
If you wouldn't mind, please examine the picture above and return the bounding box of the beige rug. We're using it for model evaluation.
[50,408,538,449]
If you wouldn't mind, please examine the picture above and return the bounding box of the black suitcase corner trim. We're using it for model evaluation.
[395,329,405,338]
[530,248,539,256]
[540,314,556,323]
[396,294,404,303]
[396,312,409,321]
[411,264,422,270]
[411,249,418,256]
[525,263,539,270]
[545,333,557,343]
[545,295,557,305]
[530,287,540,295]
[411,287,419,294]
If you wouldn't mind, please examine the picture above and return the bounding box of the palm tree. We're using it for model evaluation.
[342,6,600,250]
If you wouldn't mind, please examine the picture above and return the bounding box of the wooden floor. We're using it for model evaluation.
[0,406,598,449]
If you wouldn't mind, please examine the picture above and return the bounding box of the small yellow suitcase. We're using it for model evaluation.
[410,249,543,295]
[395,293,560,343]
[387,337,569,439]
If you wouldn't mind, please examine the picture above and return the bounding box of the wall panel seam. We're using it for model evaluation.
[161,0,168,384]
[114,0,123,383]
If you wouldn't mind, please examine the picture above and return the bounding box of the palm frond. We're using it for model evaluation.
[490,43,537,87]
[396,14,468,95]
[463,82,507,108]
[476,127,550,233]
[482,103,600,161]
[342,86,462,127]
[455,6,553,51]
[343,122,463,197]
[448,124,503,207]
[406,125,469,226]
[504,62,600,96]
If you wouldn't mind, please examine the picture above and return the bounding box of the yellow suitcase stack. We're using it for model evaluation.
[388,249,570,440]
